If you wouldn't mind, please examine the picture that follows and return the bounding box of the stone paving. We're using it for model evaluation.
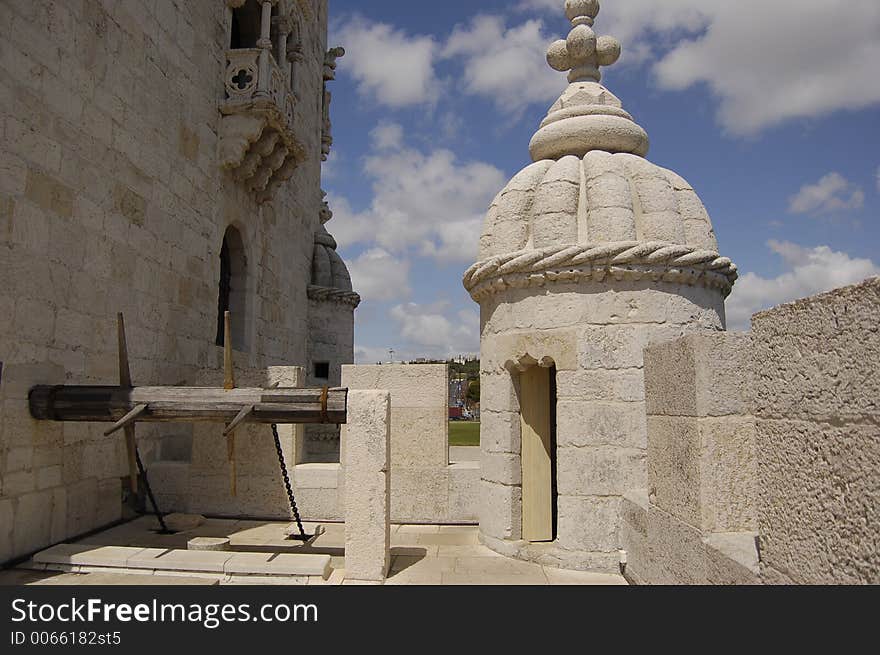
[0,517,626,586]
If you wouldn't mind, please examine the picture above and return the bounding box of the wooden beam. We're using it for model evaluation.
[117,313,132,388]
[103,403,149,436]
[29,386,348,425]
[223,404,255,436]
[116,313,138,494]
[223,311,235,390]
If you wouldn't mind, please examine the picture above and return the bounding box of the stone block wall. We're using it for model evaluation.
[0,0,330,563]
[751,277,879,584]
[620,333,759,584]
[478,279,726,571]
[624,278,879,584]
[303,298,355,463]
[343,364,478,524]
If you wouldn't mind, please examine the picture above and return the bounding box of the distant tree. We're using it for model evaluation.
[467,378,480,405]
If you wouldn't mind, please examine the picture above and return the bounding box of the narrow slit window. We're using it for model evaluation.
[314,362,330,380]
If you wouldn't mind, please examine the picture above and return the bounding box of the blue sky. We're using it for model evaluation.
[320,0,880,364]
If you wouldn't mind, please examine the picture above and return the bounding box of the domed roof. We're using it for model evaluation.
[464,0,737,302]
[309,196,360,307]
[312,226,354,292]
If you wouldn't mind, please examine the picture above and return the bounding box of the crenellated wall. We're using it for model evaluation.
[622,277,879,584]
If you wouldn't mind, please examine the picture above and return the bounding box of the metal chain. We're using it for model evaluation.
[271,423,307,539]
[135,447,170,534]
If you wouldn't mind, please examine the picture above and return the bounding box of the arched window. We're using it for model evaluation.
[216,226,247,350]
[229,0,262,50]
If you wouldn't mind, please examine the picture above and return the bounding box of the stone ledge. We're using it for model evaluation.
[32,544,331,579]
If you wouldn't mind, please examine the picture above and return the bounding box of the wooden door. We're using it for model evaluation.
[520,366,554,542]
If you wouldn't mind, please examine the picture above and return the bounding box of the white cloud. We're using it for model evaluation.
[726,241,880,331]
[346,248,411,302]
[371,122,405,150]
[442,15,562,114]
[328,125,506,264]
[390,302,479,354]
[788,173,865,215]
[333,17,439,108]
[519,0,880,135]
[876,165,880,192]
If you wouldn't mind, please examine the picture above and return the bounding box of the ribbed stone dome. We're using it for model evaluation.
[311,226,353,292]
[463,1,736,302]
[479,151,718,258]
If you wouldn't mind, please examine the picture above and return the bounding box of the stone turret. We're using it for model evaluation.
[305,194,360,462]
[464,0,737,572]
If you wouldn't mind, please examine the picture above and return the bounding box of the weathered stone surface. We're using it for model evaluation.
[756,419,878,584]
[343,390,390,581]
[391,468,448,523]
[0,0,345,564]
[647,415,701,527]
[447,462,480,522]
[187,537,230,552]
[556,400,647,449]
[704,533,760,585]
[699,417,757,533]
[646,504,707,585]
[480,481,522,541]
[751,277,880,423]
[479,409,521,454]
[645,333,751,417]
[556,368,645,403]
[344,364,448,470]
[481,451,521,487]
[556,496,620,553]
[619,489,649,583]
[557,447,645,496]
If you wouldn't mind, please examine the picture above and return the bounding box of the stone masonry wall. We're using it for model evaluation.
[620,333,759,585]
[0,0,329,564]
[751,277,879,584]
[478,279,726,571]
[623,278,879,584]
[343,364,479,524]
[303,298,354,463]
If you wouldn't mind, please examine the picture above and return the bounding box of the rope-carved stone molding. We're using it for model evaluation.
[307,285,361,308]
[463,241,738,301]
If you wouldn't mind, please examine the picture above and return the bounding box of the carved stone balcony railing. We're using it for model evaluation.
[219,48,305,203]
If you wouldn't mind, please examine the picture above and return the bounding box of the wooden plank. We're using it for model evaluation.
[521,366,553,543]
[29,385,348,425]
[223,311,235,390]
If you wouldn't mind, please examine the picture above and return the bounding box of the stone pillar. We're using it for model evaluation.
[642,333,757,584]
[343,390,391,582]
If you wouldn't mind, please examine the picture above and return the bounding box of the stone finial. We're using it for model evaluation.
[528,0,649,161]
[546,0,621,83]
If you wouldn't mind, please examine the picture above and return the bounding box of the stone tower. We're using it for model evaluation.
[463,0,738,571]
[305,195,360,462]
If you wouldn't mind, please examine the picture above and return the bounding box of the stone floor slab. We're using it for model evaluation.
[128,549,234,573]
[542,567,628,585]
[224,552,331,578]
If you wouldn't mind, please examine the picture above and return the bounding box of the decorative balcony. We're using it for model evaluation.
[219,47,304,203]
[219,0,309,203]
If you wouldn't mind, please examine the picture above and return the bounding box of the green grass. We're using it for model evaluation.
[448,421,480,447]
